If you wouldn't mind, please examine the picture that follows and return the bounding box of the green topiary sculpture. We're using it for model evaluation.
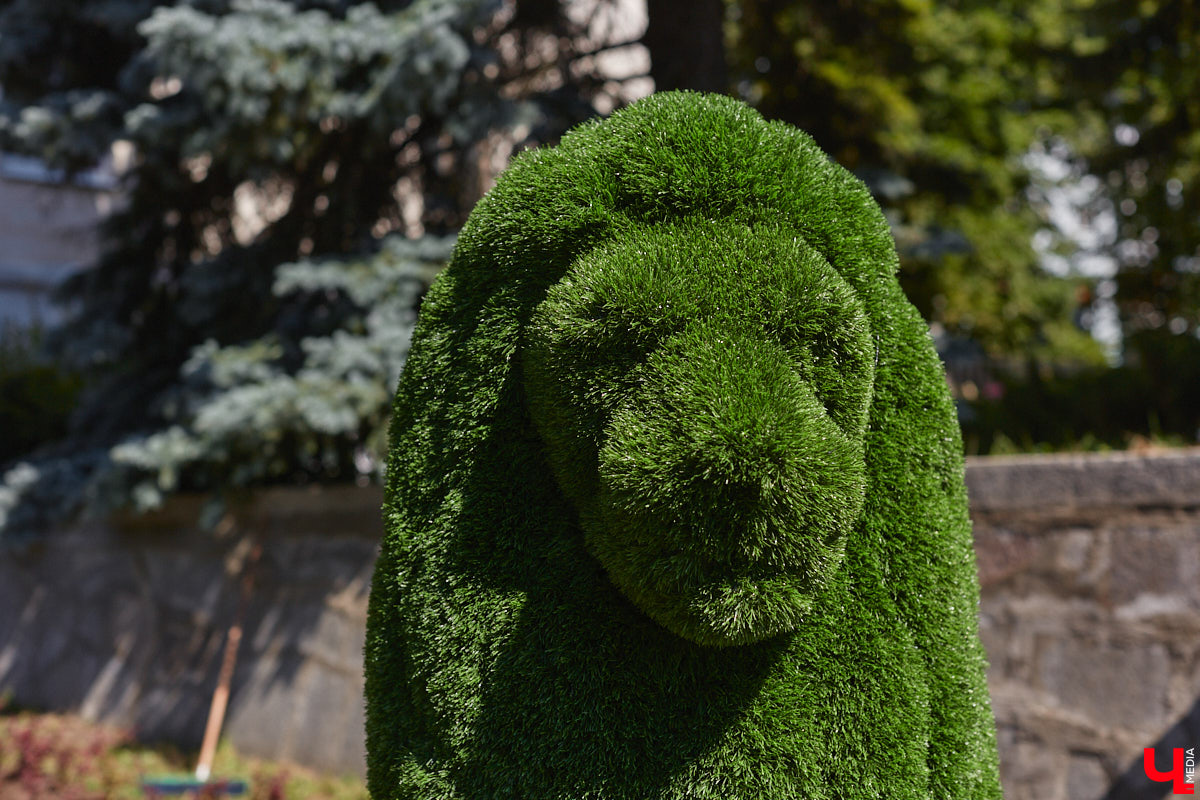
[365,91,1002,800]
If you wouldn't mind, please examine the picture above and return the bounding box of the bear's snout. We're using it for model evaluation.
[592,329,867,646]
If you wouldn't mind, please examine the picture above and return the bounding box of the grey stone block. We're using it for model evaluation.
[1000,732,1067,800]
[1036,637,1170,730]
[966,449,1200,514]
[1110,524,1200,607]
[1066,753,1110,800]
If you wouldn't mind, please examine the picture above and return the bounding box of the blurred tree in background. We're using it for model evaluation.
[1024,0,1200,448]
[725,0,1200,452]
[0,0,648,539]
[0,0,1196,541]
[728,0,1106,366]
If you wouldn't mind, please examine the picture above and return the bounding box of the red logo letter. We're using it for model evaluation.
[1145,748,1195,795]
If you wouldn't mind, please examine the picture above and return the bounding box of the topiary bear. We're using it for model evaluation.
[365,91,1002,800]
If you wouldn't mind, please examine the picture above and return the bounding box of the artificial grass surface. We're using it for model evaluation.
[365,91,1002,799]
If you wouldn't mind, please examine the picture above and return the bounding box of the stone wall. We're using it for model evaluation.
[0,486,381,777]
[2,451,1199,794]
[969,450,1200,800]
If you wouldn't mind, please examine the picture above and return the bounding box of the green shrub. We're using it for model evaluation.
[365,91,1001,799]
[0,328,81,467]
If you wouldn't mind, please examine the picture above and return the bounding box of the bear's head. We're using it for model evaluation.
[524,217,875,647]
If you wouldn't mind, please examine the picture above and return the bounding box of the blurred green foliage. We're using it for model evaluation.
[726,0,1105,366]
[109,235,452,511]
[0,0,1196,540]
[0,0,620,540]
[725,0,1200,451]
[0,327,81,466]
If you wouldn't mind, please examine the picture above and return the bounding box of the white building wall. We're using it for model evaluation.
[0,153,118,332]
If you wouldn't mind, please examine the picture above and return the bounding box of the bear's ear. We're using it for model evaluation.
[524,218,874,647]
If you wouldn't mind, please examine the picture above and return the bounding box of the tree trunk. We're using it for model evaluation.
[643,0,727,93]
